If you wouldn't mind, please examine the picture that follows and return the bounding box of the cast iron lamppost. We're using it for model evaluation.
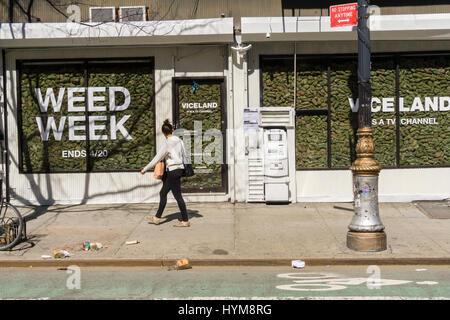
[347,0,387,251]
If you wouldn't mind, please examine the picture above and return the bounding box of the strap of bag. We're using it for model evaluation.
[179,139,190,165]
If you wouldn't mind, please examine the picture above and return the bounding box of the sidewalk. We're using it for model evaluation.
[0,202,449,267]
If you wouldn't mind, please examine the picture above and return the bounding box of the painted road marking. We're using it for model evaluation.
[275,272,436,292]
[416,281,438,285]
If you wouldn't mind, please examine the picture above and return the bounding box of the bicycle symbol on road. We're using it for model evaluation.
[276,272,416,292]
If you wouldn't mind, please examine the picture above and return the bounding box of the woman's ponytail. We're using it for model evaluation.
[162,119,173,136]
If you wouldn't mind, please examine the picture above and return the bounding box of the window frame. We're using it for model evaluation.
[172,76,229,194]
[17,57,156,174]
[259,52,450,171]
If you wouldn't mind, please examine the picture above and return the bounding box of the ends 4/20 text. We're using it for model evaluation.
[62,150,109,158]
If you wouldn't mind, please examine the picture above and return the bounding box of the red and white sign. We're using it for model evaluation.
[330,3,358,28]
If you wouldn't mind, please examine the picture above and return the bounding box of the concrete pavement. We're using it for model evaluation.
[0,202,449,266]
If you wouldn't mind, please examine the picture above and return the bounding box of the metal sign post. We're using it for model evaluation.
[330,0,387,251]
[347,0,386,251]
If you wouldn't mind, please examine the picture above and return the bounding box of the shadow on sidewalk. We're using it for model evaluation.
[23,206,53,223]
[157,210,202,225]
[2,234,46,253]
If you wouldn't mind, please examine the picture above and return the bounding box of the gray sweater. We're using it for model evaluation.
[143,136,186,172]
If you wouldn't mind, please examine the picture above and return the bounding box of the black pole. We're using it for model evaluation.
[357,0,371,128]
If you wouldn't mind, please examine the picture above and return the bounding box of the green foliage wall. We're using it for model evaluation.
[261,59,294,107]
[371,59,397,167]
[21,63,87,172]
[329,59,358,168]
[19,61,155,173]
[399,56,450,166]
[261,55,450,169]
[296,61,328,167]
[295,115,328,167]
[87,63,155,171]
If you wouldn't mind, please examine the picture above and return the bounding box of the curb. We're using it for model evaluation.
[0,258,449,268]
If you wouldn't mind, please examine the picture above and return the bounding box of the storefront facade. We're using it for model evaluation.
[253,48,449,202]
[1,7,449,205]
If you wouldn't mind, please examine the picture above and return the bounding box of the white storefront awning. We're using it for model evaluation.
[0,18,234,48]
[241,14,450,42]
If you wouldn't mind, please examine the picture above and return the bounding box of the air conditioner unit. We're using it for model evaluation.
[119,6,146,22]
[89,7,116,23]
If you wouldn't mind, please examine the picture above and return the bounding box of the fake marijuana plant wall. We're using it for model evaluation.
[261,55,449,168]
[19,61,155,173]
[177,81,224,190]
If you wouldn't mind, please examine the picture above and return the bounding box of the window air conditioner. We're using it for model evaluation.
[119,6,146,22]
[89,7,116,23]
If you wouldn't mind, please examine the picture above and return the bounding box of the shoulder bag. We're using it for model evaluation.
[180,140,195,177]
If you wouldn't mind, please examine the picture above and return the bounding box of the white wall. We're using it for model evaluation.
[296,168,450,203]
[378,168,450,202]
[5,45,230,205]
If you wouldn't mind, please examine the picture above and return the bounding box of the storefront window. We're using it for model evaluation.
[295,115,328,167]
[296,60,328,167]
[19,59,155,173]
[87,62,155,171]
[330,59,358,167]
[20,63,87,172]
[261,54,450,169]
[371,58,397,167]
[399,56,450,166]
[261,58,294,107]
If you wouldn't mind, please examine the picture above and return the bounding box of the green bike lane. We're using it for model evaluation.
[0,266,449,300]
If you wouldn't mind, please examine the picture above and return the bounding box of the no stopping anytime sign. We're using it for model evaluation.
[330,3,358,28]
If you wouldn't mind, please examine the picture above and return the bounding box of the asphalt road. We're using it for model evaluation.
[0,265,448,300]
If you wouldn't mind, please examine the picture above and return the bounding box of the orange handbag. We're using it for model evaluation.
[153,161,165,180]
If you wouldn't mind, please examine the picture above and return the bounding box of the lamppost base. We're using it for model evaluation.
[347,231,387,252]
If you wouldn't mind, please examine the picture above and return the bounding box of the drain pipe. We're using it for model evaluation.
[294,41,297,108]
[2,49,10,202]
[227,46,235,202]
[231,43,252,110]
[293,16,298,108]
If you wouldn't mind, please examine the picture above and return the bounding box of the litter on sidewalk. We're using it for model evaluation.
[82,241,107,251]
[52,250,72,259]
[168,258,192,271]
[125,240,139,245]
[41,255,52,259]
[291,260,306,269]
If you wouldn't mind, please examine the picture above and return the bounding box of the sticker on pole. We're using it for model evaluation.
[330,3,358,28]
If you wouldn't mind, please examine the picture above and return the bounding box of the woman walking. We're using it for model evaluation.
[141,119,190,227]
